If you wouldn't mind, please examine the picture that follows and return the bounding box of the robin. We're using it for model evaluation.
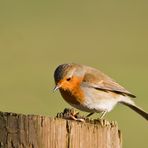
[54,63,148,120]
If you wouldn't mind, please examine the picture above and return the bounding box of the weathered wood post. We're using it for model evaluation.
[0,111,122,148]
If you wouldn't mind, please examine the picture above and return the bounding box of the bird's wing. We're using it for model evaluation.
[82,66,136,98]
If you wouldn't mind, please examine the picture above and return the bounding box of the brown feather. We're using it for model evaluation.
[120,102,148,120]
[82,65,136,98]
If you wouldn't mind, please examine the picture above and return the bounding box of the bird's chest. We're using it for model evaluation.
[60,87,84,105]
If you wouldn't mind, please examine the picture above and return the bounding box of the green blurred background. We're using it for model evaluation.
[0,0,147,147]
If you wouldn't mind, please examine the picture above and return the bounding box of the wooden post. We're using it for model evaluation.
[0,111,122,148]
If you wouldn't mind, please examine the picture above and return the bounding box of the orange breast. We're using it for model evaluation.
[59,76,84,105]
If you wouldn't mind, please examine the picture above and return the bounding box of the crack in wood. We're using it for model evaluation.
[0,111,122,148]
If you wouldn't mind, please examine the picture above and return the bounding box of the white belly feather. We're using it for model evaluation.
[70,87,119,113]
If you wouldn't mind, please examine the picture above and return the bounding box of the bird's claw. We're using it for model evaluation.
[56,108,85,122]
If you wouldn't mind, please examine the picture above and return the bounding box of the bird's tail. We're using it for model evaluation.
[120,98,148,121]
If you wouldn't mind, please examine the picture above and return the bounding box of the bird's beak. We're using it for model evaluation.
[53,84,61,92]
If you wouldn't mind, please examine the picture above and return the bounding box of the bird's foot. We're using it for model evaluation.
[56,108,85,122]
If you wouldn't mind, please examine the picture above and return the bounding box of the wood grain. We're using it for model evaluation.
[0,111,122,148]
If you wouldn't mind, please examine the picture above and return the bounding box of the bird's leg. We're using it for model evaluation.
[69,114,85,122]
[70,109,85,122]
[86,112,94,117]
[100,110,107,119]
[62,108,85,122]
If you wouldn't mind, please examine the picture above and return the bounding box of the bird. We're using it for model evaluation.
[53,63,148,120]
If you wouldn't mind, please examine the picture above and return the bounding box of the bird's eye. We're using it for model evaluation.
[66,78,71,81]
